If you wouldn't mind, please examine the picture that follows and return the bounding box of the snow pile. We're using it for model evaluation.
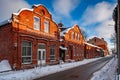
[0,58,102,80]
[0,60,12,72]
[90,56,117,80]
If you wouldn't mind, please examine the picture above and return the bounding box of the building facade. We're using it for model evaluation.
[84,42,104,59]
[0,5,60,69]
[59,24,85,62]
[0,4,109,70]
[87,37,109,56]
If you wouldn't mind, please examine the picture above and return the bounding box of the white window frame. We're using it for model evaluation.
[50,45,56,60]
[44,20,49,33]
[22,41,32,64]
[34,16,40,30]
[72,32,74,39]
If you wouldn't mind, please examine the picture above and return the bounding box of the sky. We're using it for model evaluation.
[0,0,117,49]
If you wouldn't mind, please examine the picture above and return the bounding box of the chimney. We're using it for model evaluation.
[58,21,63,27]
[101,38,104,40]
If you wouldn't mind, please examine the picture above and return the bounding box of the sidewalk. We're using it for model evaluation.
[0,57,104,80]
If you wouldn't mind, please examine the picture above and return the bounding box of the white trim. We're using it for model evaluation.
[84,42,101,48]
[13,8,33,15]
[34,16,40,30]
[21,41,32,64]
[60,46,67,50]
[44,20,49,33]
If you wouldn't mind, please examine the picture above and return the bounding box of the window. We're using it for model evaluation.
[75,33,77,40]
[50,45,55,60]
[66,50,69,56]
[72,32,74,39]
[22,41,32,64]
[44,20,49,33]
[73,47,77,56]
[78,34,80,40]
[34,16,40,30]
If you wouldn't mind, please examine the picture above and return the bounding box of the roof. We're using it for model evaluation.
[84,42,101,48]
[60,24,78,37]
[0,19,11,26]
[59,46,67,50]
[13,8,33,15]
[60,28,70,37]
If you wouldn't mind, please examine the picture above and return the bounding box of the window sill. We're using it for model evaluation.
[22,62,32,65]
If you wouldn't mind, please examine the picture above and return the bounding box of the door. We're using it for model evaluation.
[38,49,46,66]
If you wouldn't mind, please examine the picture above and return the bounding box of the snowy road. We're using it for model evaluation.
[34,56,112,80]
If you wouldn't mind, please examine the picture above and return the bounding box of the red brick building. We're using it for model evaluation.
[59,23,85,62]
[84,42,104,59]
[0,4,108,70]
[87,37,109,56]
[0,5,60,69]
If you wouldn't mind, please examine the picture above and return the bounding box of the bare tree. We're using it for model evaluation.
[110,33,116,53]
[110,33,116,44]
[81,29,88,40]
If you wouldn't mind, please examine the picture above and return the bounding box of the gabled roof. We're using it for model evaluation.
[60,28,69,37]
[60,24,78,37]
[13,8,33,15]
[60,24,86,41]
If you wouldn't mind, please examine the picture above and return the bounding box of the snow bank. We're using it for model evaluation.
[0,60,12,72]
[0,57,102,80]
[90,56,117,80]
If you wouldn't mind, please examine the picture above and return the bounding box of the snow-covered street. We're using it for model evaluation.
[0,57,103,80]
[90,55,118,80]
[0,55,117,80]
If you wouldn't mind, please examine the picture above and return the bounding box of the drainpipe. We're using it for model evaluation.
[117,0,120,74]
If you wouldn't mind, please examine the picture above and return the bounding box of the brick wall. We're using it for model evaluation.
[0,23,13,67]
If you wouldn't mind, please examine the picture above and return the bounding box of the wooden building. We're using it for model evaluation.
[0,5,60,69]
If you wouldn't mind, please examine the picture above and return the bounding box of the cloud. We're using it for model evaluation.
[95,20,115,39]
[0,0,31,22]
[81,1,116,26]
[53,0,80,17]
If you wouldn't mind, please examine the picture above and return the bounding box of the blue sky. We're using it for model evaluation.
[0,0,117,49]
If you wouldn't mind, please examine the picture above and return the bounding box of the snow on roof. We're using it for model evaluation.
[0,19,11,26]
[60,46,67,50]
[34,4,52,15]
[33,4,43,7]
[60,24,78,37]
[60,28,70,36]
[60,39,64,42]
[13,8,33,15]
[84,42,101,48]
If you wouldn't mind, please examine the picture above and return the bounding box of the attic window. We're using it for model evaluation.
[40,9,45,15]
[34,16,40,30]
[72,32,74,39]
